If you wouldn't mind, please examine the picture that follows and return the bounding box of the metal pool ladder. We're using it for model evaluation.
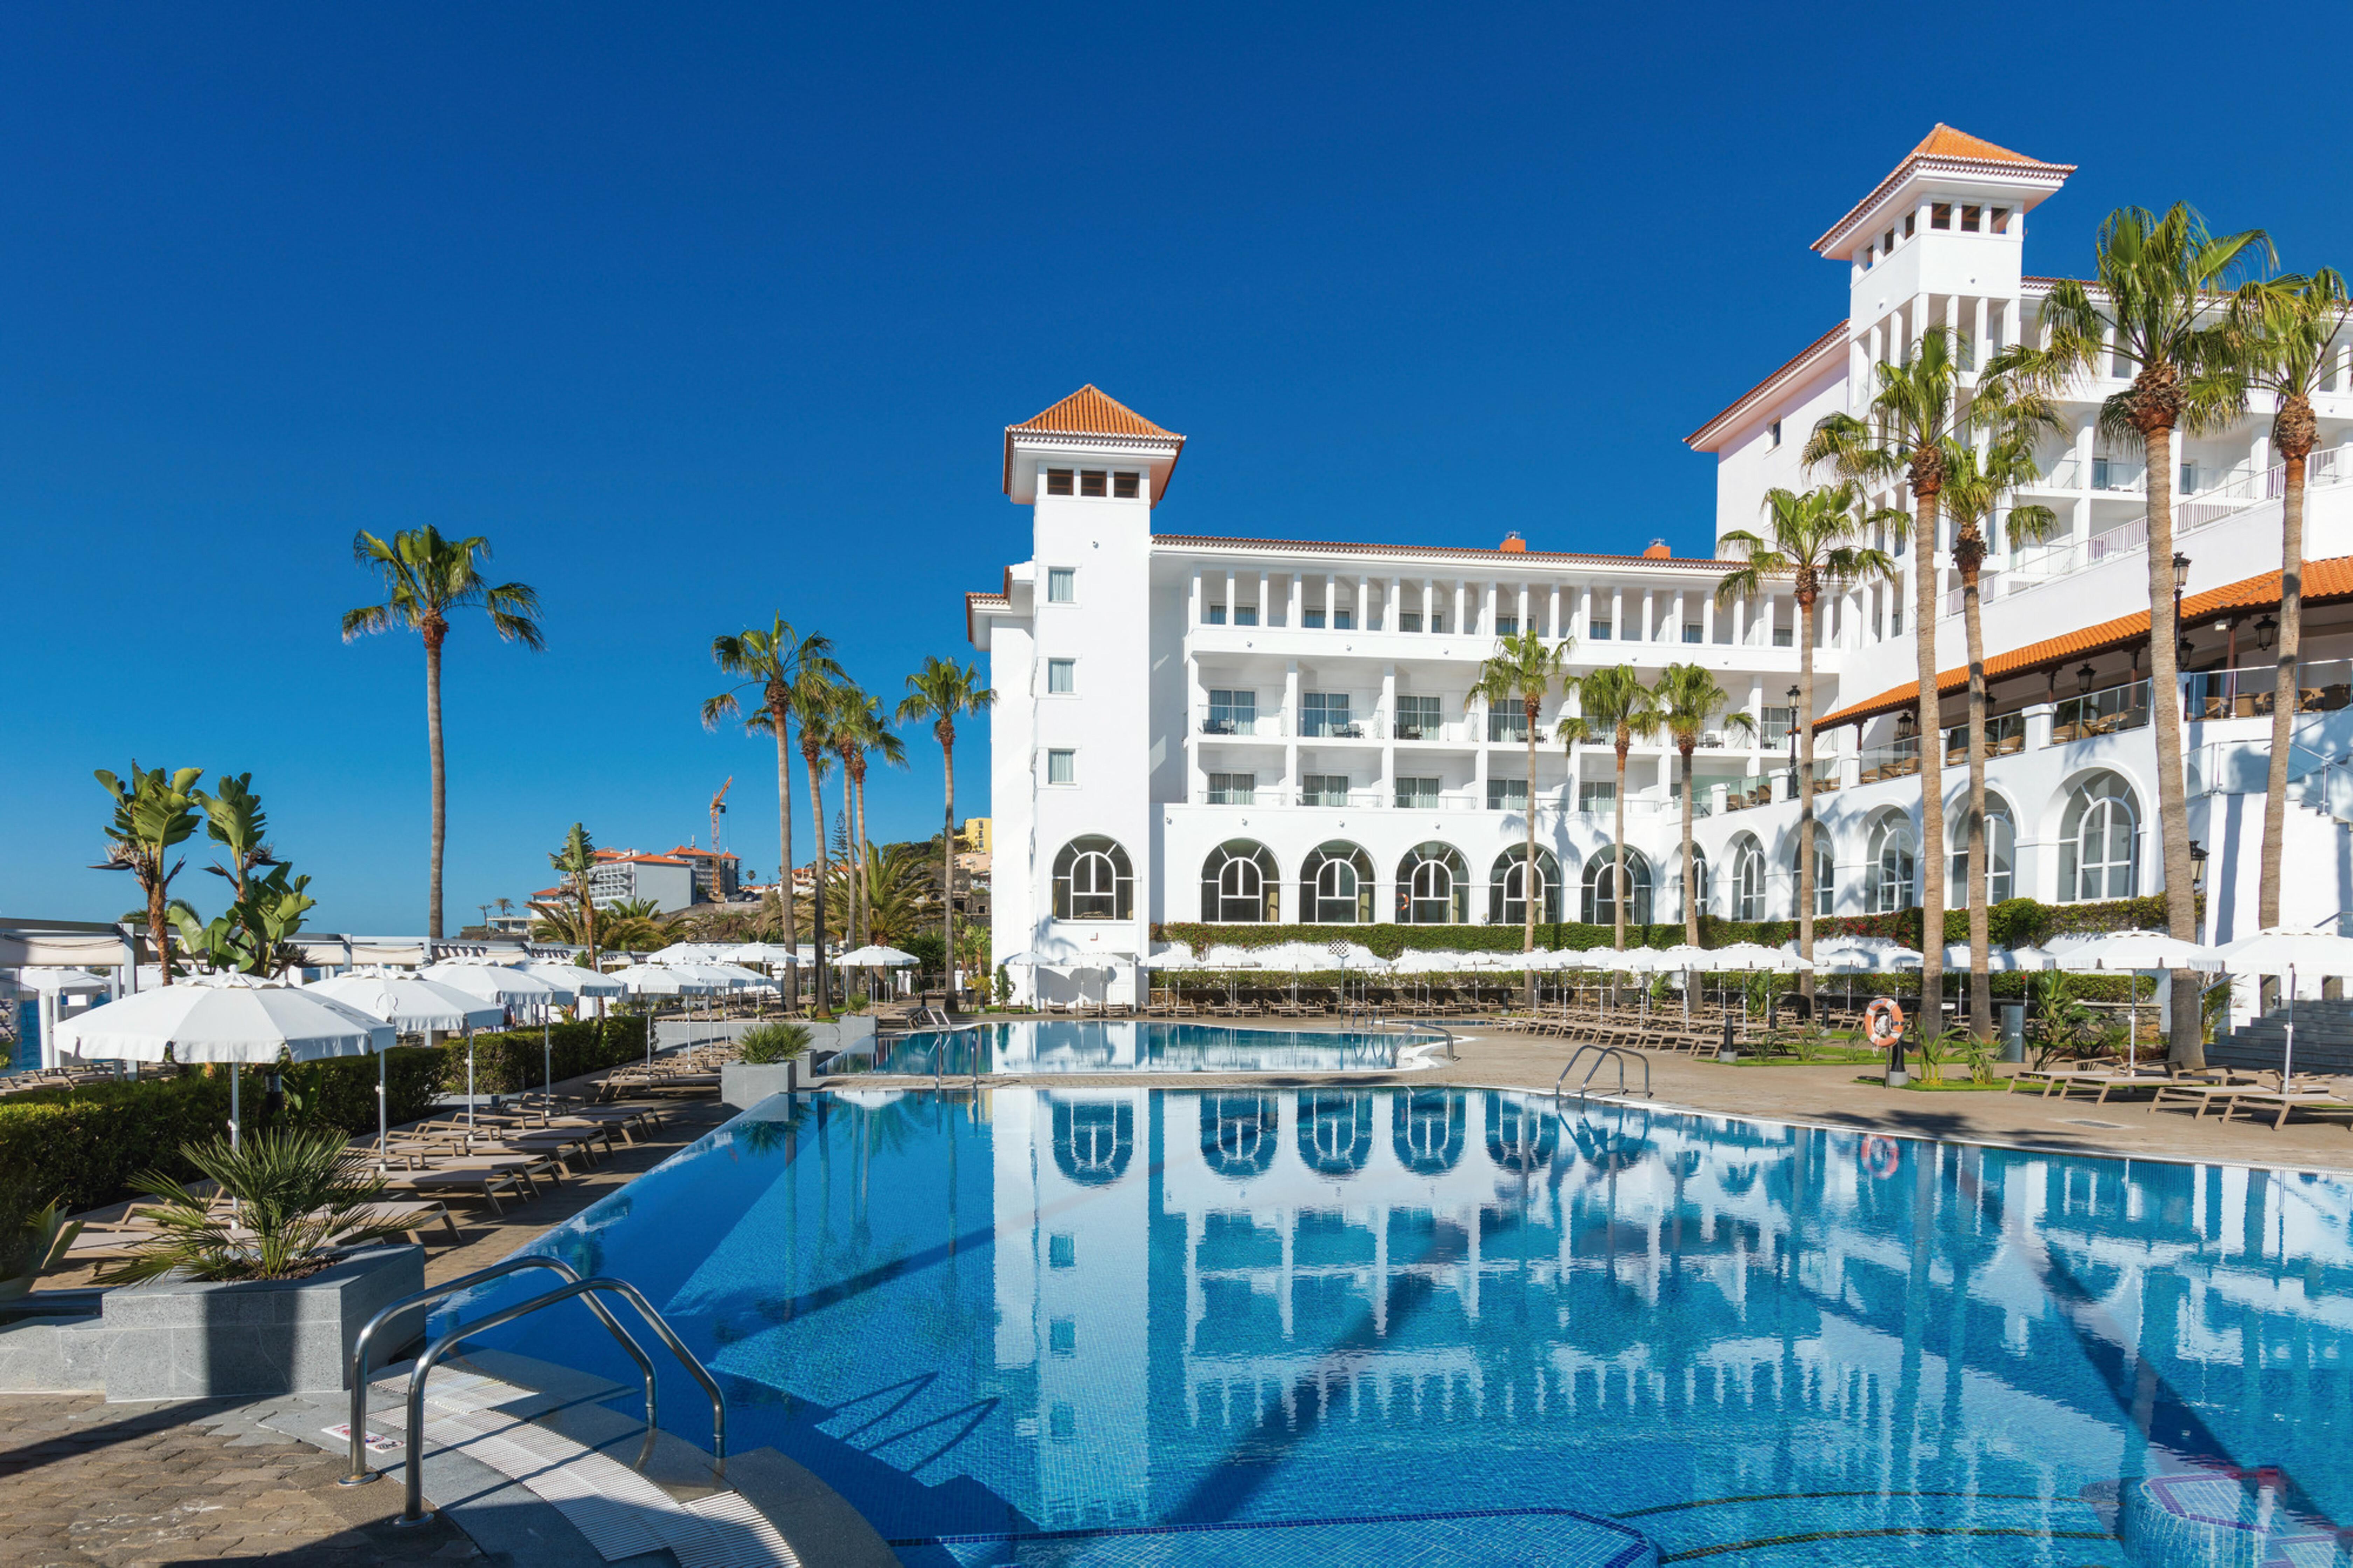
[1554,1044,1651,1102]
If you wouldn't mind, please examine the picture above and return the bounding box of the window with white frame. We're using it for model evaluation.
[1046,749,1076,786]
[1790,832,1834,916]
[1300,773,1350,807]
[2059,772,2139,901]
[1201,841,1278,923]
[1486,776,1529,812]
[1866,815,1917,912]
[1951,797,2017,904]
[1302,841,1375,924]
[1047,567,1076,602]
[1207,772,1256,806]
[1393,775,1440,809]
[1052,835,1132,920]
[1046,658,1075,695]
[1729,836,1766,920]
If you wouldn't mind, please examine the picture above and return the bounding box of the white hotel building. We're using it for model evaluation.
[967,127,2353,1004]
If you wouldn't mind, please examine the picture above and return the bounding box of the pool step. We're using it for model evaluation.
[372,1370,802,1567]
[1620,1487,2123,1565]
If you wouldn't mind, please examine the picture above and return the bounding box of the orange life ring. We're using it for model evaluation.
[1864,996,1906,1045]
[1862,1135,1901,1179]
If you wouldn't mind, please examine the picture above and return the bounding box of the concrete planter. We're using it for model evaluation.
[95,1243,425,1401]
[721,1059,801,1109]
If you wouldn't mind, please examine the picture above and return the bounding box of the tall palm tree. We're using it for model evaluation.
[2005,204,2271,1066]
[2230,269,2353,929]
[786,665,842,1012]
[341,527,543,939]
[1558,665,1659,951]
[1929,404,2059,1040]
[1716,484,1894,990]
[897,657,995,987]
[704,620,841,1003]
[548,822,599,969]
[830,688,906,948]
[1804,327,1967,1017]
[1654,663,1758,948]
[1473,628,1574,996]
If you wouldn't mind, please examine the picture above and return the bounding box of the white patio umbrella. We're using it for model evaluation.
[837,945,919,968]
[134,966,267,989]
[1709,942,1813,972]
[2211,927,2353,1081]
[21,967,112,993]
[308,976,504,1148]
[648,942,726,964]
[418,964,564,1125]
[55,986,391,1147]
[1936,942,2046,972]
[2046,932,2221,1074]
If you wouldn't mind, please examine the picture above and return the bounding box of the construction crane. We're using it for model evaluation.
[704,778,733,903]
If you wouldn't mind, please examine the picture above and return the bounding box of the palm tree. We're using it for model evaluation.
[830,689,906,948]
[548,822,599,968]
[2230,269,2353,929]
[1716,483,1894,990]
[898,657,995,991]
[787,667,842,1012]
[341,527,544,939]
[704,620,841,1001]
[94,764,204,984]
[1804,327,1967,1017]
[1654,663,1758,948]
[1558,665,1659,951]
[1474,629,1573,998]
[1931,409,2059,1039]
[2005,204,2271,1067]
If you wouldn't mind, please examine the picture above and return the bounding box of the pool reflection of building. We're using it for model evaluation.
[989,1086,2353,1534]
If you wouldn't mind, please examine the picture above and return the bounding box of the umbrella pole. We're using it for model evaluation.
[543,1009,553,1111]
[378,1045,389,1155]
[229,1064,240,1150]
[2286,963,2298,1082]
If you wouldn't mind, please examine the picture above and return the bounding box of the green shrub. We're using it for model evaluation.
[739,1023,812,1065]
[432,1015,650,1095]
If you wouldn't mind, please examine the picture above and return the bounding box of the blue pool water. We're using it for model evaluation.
[455,1088,2353,1566]
[835,1022,1425,1076]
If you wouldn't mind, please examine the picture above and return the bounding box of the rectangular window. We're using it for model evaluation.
[1234,605,1259,626]
[1399,611,1423,633]
[1590,619,1612,640]
[1932,202,1952,230]
[1772,625,1793,648]
[1301,692,1352,737]
[1047,567,1076,602]
[2181,463,2200,495]
[1577,781,1617,813]
[1112,471,1140,499]
[1206,689,1256,734]
[1080,469,1107,497]
[1302,609,1325,628]
[1046,750,1076,786]
[1683,622,1703,644]
[1904,213,1916,238]
[1394,694,1443,740]
[1046,468,1074,496]
[1205,603,1227,624]
[1761,706,1794,745]
[1486,777,1529,811]
[1768,418,1783,449]
[1302,773,1351,807]
[1207,772,1255,805]
[1394,775,1440,809]
[1891,604,1903,635]
[1333,608,1353,629]
[1496,615,1519,637]
[1429,615,1446,633]
[1046,658,1075,695]
[1962,204,1981,232]
[1487,706,1529,743]
[1991,207,2011,233]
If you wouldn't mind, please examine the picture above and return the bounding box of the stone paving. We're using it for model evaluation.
[0,1095,732,1567]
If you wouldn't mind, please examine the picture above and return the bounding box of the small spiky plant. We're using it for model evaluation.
[100,1127,408,1284]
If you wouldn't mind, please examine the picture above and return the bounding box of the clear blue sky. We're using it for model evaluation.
[4,2,2341,932]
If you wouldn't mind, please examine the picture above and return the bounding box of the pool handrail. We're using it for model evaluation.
[1554,1044,1651,1101]
[340,1254,658,1486]
[394,1274,727,1526]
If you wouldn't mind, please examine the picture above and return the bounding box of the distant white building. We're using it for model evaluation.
[968,129,2353,1005]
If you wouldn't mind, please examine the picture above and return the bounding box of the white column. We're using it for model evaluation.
[1224,570,1236,619]
[1283,661,1300,793]
[1420,579,1433,629]
[1973,295,1990,367]
[1549,584,1562,640]
[1702,591,1715,643]
[1380,663,1397,790]
[1355,576,1369,630]
[1387,576,1401,630]
[1256,572,1268,624]
[1190,567,1202,626]
[1453,580,1467,635]
[1732,590,1746,644]
[1518,582,1531,635]
[1611,587,1624,641]
[1289,573,1303,626]
[1640,589,1654,644]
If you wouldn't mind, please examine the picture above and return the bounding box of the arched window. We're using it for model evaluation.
[1487,845,1562,924]
[1727,835,1767,921]
[2059,771,2140,901]
[1681,846,1711,920]
[1581,846,1653,926]
[1295,1091,1374,1176]
[1395,842,1470,924]
[1053,835,1133,921]
[1299,841,1375,924]
[1051,1099,1134,1186]
[1788,832,1834,917]
[1200,841,1279,923]
[1950,795,2017,904]
[1865,814,1917,912]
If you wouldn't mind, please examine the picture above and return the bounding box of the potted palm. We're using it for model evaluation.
[91,1127,424,1399]
[722,1022,813,1109]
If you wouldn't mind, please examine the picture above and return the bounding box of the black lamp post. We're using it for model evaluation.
[1785,684,1800,785]
[2077,662,2097,694]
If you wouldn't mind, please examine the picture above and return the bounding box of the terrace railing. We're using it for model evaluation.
[2053,678,2151,744]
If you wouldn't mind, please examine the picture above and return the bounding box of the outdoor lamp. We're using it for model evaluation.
[2188,839,2208,896]
[2180,635,2197,664]
[2256,614,2278,652]
[262,1071,286,1120]
[2172,552,2193,596]
[2077,662,2097,692]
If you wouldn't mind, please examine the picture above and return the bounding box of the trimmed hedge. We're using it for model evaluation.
[431,1015,650,1096]
[1153,896,2177,961]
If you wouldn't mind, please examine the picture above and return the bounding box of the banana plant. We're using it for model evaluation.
[171,864,317,976]
[94,763,204,983]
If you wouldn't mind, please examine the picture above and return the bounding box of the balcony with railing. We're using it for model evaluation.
[2052,678,2150,744]
[1197,706,1286,738]
[1722,772,1778,812]
[1944,711,2027,763]
[1856,736,1919,785]
[2185,660,2353,721]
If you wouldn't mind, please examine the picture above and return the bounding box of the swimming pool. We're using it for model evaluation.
[455,1088,2353,1566]
[833,1021,1439,1076]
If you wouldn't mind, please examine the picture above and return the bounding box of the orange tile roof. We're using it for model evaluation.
[1002,385,1187,501]
[1813,125,2074,255]
[1685,319,1849,451]
[1813,555,2353,731]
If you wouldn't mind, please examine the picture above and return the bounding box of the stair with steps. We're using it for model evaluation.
[2209,999,2353,1076]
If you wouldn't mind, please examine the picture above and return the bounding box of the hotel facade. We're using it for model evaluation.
[967,127,2353,1004]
